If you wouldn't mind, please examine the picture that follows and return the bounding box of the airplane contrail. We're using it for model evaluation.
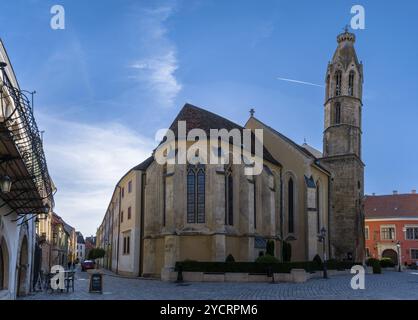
[277,77,324,88]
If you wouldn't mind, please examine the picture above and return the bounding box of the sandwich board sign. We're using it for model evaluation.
[89,273,103,293]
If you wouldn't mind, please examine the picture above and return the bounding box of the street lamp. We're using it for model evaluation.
[318,227,328,279]
[0,175,12,193]
[396,241,401,272]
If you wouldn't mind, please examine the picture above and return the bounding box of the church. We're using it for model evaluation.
[96,29,365,278]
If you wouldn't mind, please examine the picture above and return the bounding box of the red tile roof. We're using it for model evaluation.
[365,194,418,218]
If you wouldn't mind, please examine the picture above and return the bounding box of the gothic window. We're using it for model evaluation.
[335,71,342,96]
[187,164,205,223]
[225,165,233,226]
[253,178,257,229]
[0,245,3,289]
[316,183,320,233]
[288,178,294,233]
[348,71,355,96]
[163,166,167,226]
[326,74,330,99]
[335,102,341,124]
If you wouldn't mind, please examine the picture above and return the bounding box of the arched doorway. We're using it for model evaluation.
[17,236,29,296]
[382,249,398,265]
[0,238,10,290]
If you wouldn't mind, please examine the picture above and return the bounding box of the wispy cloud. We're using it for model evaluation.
[130,3,182,108]
[39,114,155,236]
[277,77,324,88]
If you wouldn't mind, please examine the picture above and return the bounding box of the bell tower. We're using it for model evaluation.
[320,29,365,262]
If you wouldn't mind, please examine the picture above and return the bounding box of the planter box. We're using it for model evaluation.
[291,269,307,283]
[225,273,249,282]
[247,274,269,282]
[273,273,292,282]
[203,273,225,282]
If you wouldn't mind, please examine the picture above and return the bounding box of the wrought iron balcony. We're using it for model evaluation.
[0,62,54,219]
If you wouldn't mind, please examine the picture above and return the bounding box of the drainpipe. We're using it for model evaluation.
[279,167,284,262]
[116,186,122,275]
[138,171,146,277]
[327,175,331,259]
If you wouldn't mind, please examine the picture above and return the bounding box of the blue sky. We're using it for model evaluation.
[1,0,417,236]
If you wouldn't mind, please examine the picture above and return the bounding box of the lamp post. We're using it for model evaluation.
[318,227,328,279]
[396,241,401,272]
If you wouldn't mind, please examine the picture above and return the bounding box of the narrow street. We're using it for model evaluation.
[20,268,418,300]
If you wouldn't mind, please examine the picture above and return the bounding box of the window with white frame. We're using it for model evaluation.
[381,226,395,240]
[411,249,418,260]
[405,226,418,240]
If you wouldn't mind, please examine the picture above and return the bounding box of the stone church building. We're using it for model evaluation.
[97,30,365,278]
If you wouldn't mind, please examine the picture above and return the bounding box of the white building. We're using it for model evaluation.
[0,39,54,299]
[76,232,86,263]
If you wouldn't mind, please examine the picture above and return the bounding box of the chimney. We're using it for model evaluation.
[412,190,417,194]
[393,190,398,195]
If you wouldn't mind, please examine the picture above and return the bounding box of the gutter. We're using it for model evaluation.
[138,171,146,277]
[116,186,122,275]
[327,175,331,259]
[279,167,284,262]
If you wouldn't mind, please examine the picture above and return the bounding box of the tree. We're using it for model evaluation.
[266,240,275,256]
[88,248,105,260]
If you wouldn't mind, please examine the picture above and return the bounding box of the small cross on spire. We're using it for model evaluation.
[249,108,255,117]
[344,24,350,33]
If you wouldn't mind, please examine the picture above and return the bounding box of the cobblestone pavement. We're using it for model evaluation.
[21,269,418,300]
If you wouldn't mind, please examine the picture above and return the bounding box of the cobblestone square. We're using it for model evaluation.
[20,269,418,300]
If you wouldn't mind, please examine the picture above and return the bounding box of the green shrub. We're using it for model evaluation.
[313,254,323,268]
[255,254,280,264]
[88,248,105,260]
[266,240,275,256]
[366,258,379,267]
[372,260,382,274]
[225,254,235,263]
[282,241,292,262]
[380,258,395,268]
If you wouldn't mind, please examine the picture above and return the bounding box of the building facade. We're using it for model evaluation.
[97,30,365,279]
[0,40,54,299]
[76,232,85,263]
[365,192,418,266]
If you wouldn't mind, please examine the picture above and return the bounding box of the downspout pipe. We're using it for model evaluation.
[327,175,331,259]
[116,186,122,275]
[138,171,146,277]
[279,167,284,262]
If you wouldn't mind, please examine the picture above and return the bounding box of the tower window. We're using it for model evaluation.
[225,165,233,226]
[326,74,330,99]
[349,71,355,96]
[335,103,341,124]
[187,164,205,223]
[316,183,320,233]
[288,178,294,233]
[335,71,342,96]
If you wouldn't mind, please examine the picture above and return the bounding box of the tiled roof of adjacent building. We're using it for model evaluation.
[166,103,280,166]
[76,232,85,244]
[365,193,418,219]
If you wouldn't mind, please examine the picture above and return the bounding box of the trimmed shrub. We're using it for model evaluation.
[282,241,292,262]
[225,254,235,263]
[372,260,382,274]
[366,258,379,267]
[174,260,360,274]
[313,254,323,268]
[255,254,280,264]
[266,240,275,256]
[380,258,395,268]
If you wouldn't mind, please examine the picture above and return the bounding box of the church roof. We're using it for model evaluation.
[365,193,418,219]
[301,143,323,159]
[331,30,360,70]
[165,103,281,166]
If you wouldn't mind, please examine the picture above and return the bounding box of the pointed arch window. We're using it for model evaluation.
[316,183,321,233]
[288,178,294,233]
[187,164,205,223]
[162,166,167,226]
[335,71,342,96]
[225,165,233,226]
[335,102,341,124]
[253,177,257,229]
[326,74,330,99]
[348,71,355,96]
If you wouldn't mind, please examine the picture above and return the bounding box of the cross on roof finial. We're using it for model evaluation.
[344,24,350,33]
[249,108,255,117]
